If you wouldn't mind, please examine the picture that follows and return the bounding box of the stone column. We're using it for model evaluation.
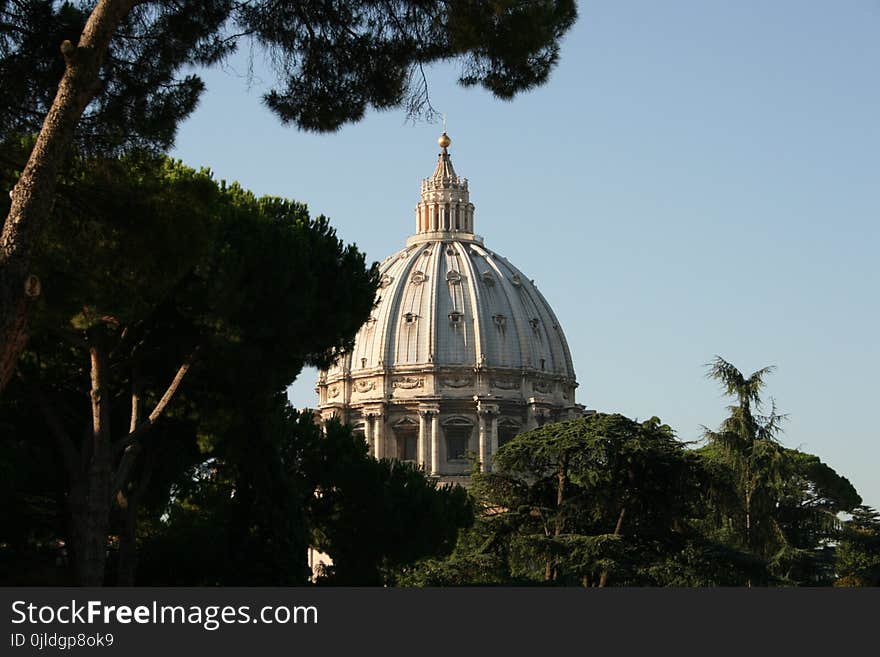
[373,410,384,460]
[476,402,499,472]
[527,399,543,431]
[477,412,487,473]
[431,412,440,476]
[418,408,428,470]
[363,413,373,455]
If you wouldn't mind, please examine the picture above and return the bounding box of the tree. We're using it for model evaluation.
[0,145,377,584]
[835,506,880,587]
[457,413,716,587]
[306,418,473,586]
[0,0,579,391]
[701,357,861,585]
[770,450,861,584]
[134,397,318,586]
[702,357,787,570]
[133,410,472,586]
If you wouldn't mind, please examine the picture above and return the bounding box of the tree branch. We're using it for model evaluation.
[114,346,199,456]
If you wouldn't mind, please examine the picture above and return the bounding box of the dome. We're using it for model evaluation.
[317,135,583,480]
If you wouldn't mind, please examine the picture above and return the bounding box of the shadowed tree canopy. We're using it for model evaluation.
[0,0,231,152]
[0,143,377,585]
[306,418,473,586]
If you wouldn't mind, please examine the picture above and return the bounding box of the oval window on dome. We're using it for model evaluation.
[480,271,495,286]
[446,270,462,284]
[410,270,426,285]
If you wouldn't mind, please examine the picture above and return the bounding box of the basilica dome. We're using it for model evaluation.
[317,134,582,480]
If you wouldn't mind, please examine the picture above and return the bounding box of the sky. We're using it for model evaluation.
[170,1,880,508]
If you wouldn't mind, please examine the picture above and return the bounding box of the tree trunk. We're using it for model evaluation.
[33,330,193,585]
[71,473,112,586]
[555,450,568,536]
[745,474,752,588]
[115,441,156,587]
[548,450,570,582]
[72,338,114,585]
[0,0,137,393]
[598,507,626,588]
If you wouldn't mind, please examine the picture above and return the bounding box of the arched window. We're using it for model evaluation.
[392,417,419,462]
[443,417,473,461]
[352,423,366,446]
[497,419,521,449]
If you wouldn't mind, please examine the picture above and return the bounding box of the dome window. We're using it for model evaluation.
[511,274,522,287]
[379,274,393,288]
[448,311,463,325]
[446,270,462,284]
[403,312,418,324]
[361,358,367,368]
[481,271,495,286]
[493,314,507,328]
[446,246,455,256]
[410,270,426,285]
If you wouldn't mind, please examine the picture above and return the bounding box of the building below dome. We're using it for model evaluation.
[317,134,584,479]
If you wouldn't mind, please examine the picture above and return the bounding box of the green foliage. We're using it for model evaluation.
[0,139,379,399]
[414,413,754,587]
[0,0,231,152]
[835,506,880,587]
[700,357,861,585]
[0,1,577,146]
[404,399,865,588]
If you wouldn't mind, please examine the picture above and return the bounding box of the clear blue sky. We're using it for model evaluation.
[171,1,880,509]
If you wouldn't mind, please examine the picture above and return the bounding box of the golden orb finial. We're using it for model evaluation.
[438,132,451,149]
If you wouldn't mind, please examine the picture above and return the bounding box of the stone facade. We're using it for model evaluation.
[317,134,583,481]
